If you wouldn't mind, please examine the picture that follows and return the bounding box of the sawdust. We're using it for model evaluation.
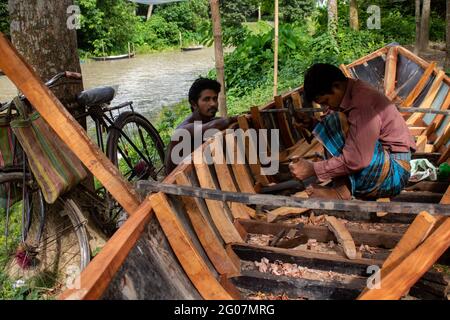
[242,258,365,283]
[246,292,306,300]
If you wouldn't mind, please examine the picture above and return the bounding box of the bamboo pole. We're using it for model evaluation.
[210,0,227,117]
[273,0,279,97]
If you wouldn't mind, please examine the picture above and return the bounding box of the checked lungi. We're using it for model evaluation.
[313,112,411,199]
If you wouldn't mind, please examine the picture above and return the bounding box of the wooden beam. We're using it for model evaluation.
[237,115,270,186]
[406,70,445,126]
[209,136,255,219]
[401,61,436,107]
[408,126,427,136]
[59,195,154,300]
[225,133,256,194]
[250,106,265,130]
[425,91,450,138]
[175,171,241,276]
[382,211,436,270]
[325,215,357,260]
[192,147,244,244]
[151,192,234,300]
[0,33,141,216]
[416,135,427,152]
[136,181,450,215]
[358,217,450,300]
[340,64,353,78]
[347,46,389,68]
[274,95,296,147]
[384,46,398,97]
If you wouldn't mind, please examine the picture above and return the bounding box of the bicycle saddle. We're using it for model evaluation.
[77,86,116,107]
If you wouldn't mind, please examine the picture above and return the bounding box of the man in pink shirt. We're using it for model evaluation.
[289,63,416,200]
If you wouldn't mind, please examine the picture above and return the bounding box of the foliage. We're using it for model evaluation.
[0,0,8,36]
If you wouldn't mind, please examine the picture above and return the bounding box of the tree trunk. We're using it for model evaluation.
[147,4,153,21]
[419,0,430,52]
[209,0,227,117]
[9,0,83,109]
[415,0,421,54]
[328,0,338,36]
[274,0,279,96]
[349,0,359,31]
[446,0,450,69]
[258,4,261,21]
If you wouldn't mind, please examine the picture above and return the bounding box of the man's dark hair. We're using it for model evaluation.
[188,78,221,110]
[303,63,347,102]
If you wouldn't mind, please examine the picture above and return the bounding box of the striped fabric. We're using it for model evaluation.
[11,110,87,204]
[313,112,411,199]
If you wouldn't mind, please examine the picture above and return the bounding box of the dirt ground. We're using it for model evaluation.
[404,42,448,70]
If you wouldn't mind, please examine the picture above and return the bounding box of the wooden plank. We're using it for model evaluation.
[59,195,154,300]
[406,70,445,126]
[347,46,389,68]
[382,211,436,270]
[397,46,435,70]
[408,126,427,136]
[267,191,309,223]
[274,95,296,147]
[250,106,265,130]
[0,33,141,216]
[175,171,241,275]
[416,135,427,152]
[437,146,450,164]
[193,147,244,244]
[401,61,436,107]
[376,198,390,217]
[291,91,303,108]
[324,215,357,260]
[358,217,450,300]
[137,181,450,215]
[425,91,450,138]
[237,115,270,186]
[150,192,234,300]
[384,46,398,97]
[237,218,402,249]
[210,136,254,219]
[225,133,256,194]
[340,64,352,78]
[433,120,450,151]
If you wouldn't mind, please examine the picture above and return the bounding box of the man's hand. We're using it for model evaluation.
[293,112,316,132]
[289,158,316,181]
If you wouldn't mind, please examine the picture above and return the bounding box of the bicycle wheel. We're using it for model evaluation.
[0,171,90,298]
[107,111,165,181]
[102,112,165,230]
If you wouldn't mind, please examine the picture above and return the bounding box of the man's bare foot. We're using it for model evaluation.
[305,183,352,200]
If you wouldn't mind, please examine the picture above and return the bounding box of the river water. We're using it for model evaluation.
[0,47,215,121]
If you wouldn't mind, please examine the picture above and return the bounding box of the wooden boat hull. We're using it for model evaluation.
[58,44,450,300]
[92,53,135,61]
[181,46,204,52]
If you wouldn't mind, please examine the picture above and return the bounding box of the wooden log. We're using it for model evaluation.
[59,195,153,300]
[382,211,436,270]
[136,181,450,215]
[358,217,450,300]
[175,171,241,275]
[324,215,357,260]
[384,46,398,97]
[401,61,436,107]
[0,33,141,216]
[151,192,234,300]
[192,147,244,244]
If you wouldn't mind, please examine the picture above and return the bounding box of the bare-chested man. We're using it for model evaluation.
[165,78,237,174]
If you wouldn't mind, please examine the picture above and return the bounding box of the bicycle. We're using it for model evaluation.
[68,73,166,234]
[0,73,91,296]
[0,71,165,296]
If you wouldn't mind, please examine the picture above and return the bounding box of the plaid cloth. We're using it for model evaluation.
[313,112,411,199]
